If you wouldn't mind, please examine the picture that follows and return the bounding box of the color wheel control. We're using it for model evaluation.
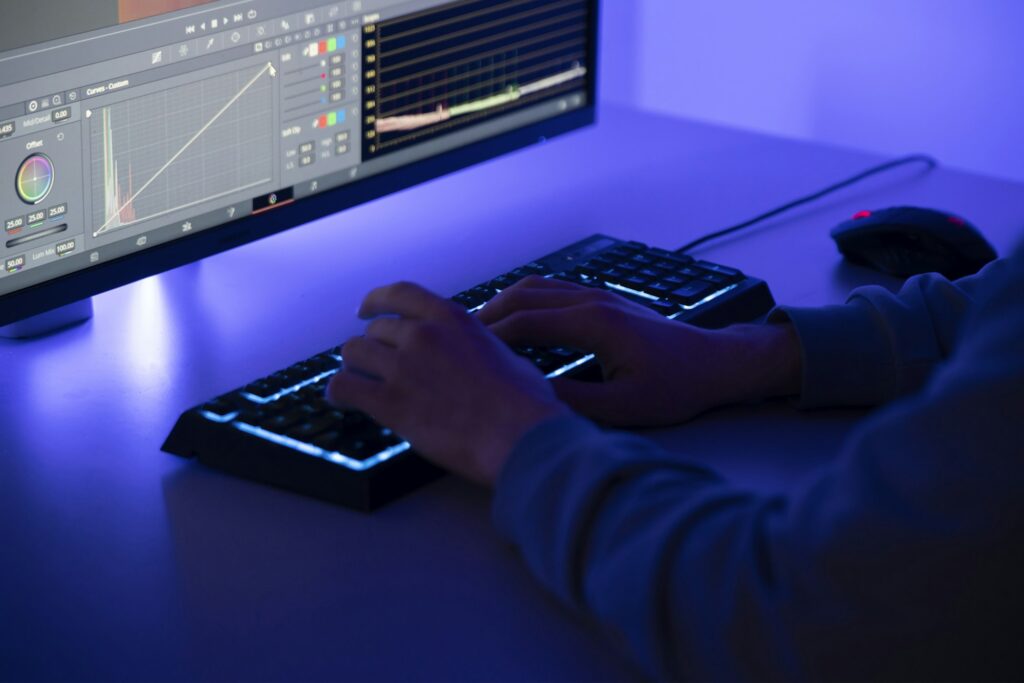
[16,154,55,205]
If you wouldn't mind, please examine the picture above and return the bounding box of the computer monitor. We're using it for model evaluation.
[0,0,598,330]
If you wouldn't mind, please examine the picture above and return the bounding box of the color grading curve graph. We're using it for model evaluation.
[362,0,590,159]
[91,63,276,236]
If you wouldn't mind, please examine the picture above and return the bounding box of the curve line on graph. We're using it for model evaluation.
[95,61,277,236]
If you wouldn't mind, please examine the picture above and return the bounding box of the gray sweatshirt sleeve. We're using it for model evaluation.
[768,260,1008,408]
[493,246,1024,681]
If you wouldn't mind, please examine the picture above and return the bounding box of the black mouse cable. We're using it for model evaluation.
[675,154,939,255]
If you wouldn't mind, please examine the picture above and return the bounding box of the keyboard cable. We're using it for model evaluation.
[675,154,939,255]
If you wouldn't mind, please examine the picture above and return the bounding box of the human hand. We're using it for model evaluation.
[479,276,802,427]
[326,282,571,486]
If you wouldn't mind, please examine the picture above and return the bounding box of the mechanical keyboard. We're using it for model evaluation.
[163,235,775,510]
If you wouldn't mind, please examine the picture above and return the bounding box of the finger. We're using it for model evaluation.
[507,274,585,291]
[325,369,390,417]
[492,274,589,300]
[341,336,399,380]
[478,284,606,326]
[365,317,410,347]
[359,282,459,321]
[488,304,621,356]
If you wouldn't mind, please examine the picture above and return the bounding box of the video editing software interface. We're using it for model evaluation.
[0,0,592,297]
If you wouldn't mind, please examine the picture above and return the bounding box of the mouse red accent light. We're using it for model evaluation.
[948,216,966,225]
[853,210,873,220]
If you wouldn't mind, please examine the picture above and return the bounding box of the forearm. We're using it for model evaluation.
[494,247,1024,681]
[495,384,1023,680]
[767,259,1008,409]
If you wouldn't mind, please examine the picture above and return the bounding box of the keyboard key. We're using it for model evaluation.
[200,398,238,418]
[668,281,713,305]
[235,407,268,424]
[644,282,674,296]
[655,259,685,270]
[576,260,610,277]
[601,268,630,280]
[276,393,305,409]
[648,247,693,264]
[700,272,729,285]
[510,267,541,280]
[645,300,680,316]
[317,429,396,460]
[552,271,589,286]
[523,261,550,275]
[267,370,304,390]
[243,381,276,399]
[348,439,395,460]
[607,244,643,259]
[530,350,568,375]
[697,261,742,280]
[616,261,639,274]
[469,285,497,300]
[287,416,339,441]
[489,274,519,290]
[548,346,581,359]
[313,431,342,450]
[262,410,307,434]
[453,292,479,309]
[500,272,526,286]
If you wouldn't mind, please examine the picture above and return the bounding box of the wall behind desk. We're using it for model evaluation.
[602,1,1024,184]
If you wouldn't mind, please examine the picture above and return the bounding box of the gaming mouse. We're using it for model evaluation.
[831,207,998,280]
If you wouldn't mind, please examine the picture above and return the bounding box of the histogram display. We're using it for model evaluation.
[362,0,590,158]
[90,65,275,236]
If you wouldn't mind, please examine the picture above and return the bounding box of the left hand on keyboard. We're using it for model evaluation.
[326,281,570,486]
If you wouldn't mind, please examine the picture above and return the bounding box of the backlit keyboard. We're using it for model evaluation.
[163,235,774,510]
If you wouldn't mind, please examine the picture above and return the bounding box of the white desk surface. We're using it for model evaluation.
[2,104,1021,681]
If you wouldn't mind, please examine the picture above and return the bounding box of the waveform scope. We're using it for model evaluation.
[363,0,590,159]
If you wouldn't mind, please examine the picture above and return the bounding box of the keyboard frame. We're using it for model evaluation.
[162,234,775,511]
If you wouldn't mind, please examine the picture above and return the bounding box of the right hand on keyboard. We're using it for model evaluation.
[479,276,802,427]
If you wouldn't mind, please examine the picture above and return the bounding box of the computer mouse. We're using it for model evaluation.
[831,206,998,280]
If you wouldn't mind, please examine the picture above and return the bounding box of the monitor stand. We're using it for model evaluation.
[0,299,94,339]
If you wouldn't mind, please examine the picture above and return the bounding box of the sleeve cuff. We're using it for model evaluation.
[768,301,896,409]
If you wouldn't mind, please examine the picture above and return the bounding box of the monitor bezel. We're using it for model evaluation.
[0,0,600,328]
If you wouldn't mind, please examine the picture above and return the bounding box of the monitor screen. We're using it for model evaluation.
[0,0,596,324]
